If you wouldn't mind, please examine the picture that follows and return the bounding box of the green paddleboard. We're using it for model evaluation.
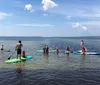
[5,57,27,63]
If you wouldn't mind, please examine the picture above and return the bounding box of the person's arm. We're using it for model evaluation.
[21,44,23,47]
[15,44,17,51]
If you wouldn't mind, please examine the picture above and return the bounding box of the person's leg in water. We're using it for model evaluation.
[17,49,19,59]
[19,49,21,59]
[17,49,21,59]
[17,54,18,59]
[19,54,21,59]
[17,54,20,59]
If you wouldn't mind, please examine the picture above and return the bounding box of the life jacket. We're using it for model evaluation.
[56,47,59,52]
[82,47,86,53]
[66,47,70,51]
[22,51,26,57]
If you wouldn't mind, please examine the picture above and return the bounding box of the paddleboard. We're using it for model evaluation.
[5,55,32,63]
[36,50,56,53]
[73,52,100,55]
[0,50,10,52]
[65,51,70,54]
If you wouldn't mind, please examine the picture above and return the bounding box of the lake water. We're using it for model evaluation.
[0,37,100,85]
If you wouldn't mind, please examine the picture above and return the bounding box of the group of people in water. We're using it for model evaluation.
[43,40,86,54]
[42,45,70,54]
[0,40,87,59]
[43,45,49,54]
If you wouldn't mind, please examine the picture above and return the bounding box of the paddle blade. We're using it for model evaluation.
[8,57,10,60]
[5,50,10,52]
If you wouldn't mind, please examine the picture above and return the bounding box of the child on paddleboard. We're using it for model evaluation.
[80,40,84,47]
[21,51,26,58]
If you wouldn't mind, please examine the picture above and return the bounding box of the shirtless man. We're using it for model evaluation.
[15,40,23,59]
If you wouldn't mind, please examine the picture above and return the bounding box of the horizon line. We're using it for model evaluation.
[0,36,100,37]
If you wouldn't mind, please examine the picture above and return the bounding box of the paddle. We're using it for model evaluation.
[8,51,16,60]
[4,50,10,52]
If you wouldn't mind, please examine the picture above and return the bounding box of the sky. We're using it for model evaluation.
[0,0,100,37]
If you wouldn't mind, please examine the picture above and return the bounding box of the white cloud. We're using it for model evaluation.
[82,26,87,31]
[42,0,57,11]
[16,24,54,27]
[72,23,81,28]
[65,16,72,19]
[44,14,48,16]
[79,21,100,29]
[45,3,100,18]
[72,23,87,31]
[24,4,35,12]
[0,12,12,20]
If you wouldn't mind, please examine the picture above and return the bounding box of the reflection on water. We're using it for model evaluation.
[15,61,26,85]
[16,61,26,73]
[80,55,86,69]
[43,53,49,64]
[0,51,4,64]
[66,53,70,68]
[66,53,70,61]
[56,52,59,56]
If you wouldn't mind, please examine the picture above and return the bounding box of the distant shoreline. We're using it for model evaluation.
[0,36,100,41]
[0,36,100,38]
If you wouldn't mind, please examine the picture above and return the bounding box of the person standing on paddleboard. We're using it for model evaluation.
[15,40,23,59]
[80,40,84,47]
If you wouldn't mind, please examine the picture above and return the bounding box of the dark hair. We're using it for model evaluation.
[81,40,83,42]
[19,40,21,43]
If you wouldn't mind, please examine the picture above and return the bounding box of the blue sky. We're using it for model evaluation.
[0,0,100,37]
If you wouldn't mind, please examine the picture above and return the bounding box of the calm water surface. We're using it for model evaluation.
[0,38,100,85]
